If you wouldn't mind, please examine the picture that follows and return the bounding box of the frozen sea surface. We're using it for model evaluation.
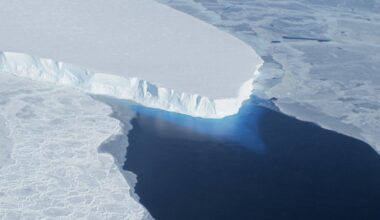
[0,116,12,169]
[157,0,380,151]
[0,73,151,219]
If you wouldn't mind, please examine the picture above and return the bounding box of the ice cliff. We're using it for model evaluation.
[0,51,262,118]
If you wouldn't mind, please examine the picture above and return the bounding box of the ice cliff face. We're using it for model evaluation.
[0,51,262,118]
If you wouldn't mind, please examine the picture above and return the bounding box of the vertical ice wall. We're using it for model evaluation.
[0,51,262,118]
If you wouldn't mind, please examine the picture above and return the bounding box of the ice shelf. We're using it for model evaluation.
[0,0,262,118]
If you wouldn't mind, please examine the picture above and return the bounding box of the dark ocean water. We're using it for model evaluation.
[117,98,380,220]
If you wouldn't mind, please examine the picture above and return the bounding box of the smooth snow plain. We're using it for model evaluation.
[0,0,262,118]
[0,73,152,219]
[157,0,380,153]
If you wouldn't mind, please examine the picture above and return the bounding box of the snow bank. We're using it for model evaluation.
[0,51,261,118]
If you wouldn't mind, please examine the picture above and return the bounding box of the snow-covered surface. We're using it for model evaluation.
[0,73,152,219]
[0,0,262,101]
[157,0,380,152]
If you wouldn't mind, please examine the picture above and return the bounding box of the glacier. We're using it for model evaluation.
[1,0,378,219]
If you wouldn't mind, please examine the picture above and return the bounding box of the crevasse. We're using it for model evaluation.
[0,51,262,118]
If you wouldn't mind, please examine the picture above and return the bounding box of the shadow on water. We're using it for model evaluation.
[104,96,380,220]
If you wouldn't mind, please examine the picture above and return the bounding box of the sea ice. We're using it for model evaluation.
[0,73,152,219]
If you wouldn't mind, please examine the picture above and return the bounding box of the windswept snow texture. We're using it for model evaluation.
[0,73,152,219]
[158,0,380,152]
[0,0,262,101]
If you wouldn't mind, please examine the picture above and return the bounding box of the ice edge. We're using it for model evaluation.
[0,51,263,118]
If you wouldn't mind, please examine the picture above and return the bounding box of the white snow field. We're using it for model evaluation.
[157,0,380,153]
[0,73,152,219]
[0,0,262,118]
